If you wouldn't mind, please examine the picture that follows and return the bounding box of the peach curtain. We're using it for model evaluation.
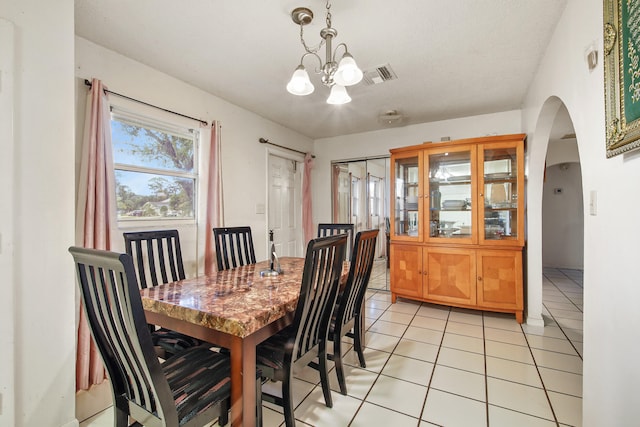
[204,121,223,274]
[332,164,340,222]
[75,78,116,390]
[302,153,314,243]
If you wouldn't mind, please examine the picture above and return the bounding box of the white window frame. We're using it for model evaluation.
[110,105,200,228]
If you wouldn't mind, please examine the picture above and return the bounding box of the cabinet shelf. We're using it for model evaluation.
[484,178,517,184]
[484,207,517,212]
[430,180,472,186]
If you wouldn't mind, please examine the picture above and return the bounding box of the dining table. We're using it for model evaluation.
[140,257,349,427]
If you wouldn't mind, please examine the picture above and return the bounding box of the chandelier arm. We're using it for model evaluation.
[331,42,350,63]
[299,52,324,75]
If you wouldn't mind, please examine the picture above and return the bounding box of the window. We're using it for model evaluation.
[110,109,199,221]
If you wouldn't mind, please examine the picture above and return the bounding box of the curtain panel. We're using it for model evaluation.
[75,78,116,390]
[332,164,340,222]
[204,121,223,274]
[302,153,314,244]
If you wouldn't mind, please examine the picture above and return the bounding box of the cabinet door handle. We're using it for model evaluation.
[478,276,482,281]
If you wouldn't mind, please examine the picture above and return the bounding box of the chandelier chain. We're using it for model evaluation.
[325,0,332,28]
[299,23,324,55]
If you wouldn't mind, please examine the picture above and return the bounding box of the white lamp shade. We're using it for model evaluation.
[286,65,314,96]
[326,84,351,105]
[333,53,363,86]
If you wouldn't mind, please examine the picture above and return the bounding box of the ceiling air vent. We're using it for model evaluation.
[362,64,398,85]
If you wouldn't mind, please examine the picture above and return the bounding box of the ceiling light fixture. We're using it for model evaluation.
[286,0,363,105]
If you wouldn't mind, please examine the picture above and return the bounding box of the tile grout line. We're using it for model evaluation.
[542,273,584,361]
[417,304,451,427]
[558,268,584,290]
[483,313,490,427]
[346,292,422,426]
[543,271,583,312]
[520,322,561,426]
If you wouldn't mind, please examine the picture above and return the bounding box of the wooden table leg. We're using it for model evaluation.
[229,336,258,427]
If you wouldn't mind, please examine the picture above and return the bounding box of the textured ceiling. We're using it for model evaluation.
[75,0,568,139]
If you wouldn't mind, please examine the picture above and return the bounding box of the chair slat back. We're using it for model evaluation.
[335,229,379,331]
[317,223,354,260]
[293,234,347,362]
[212,226,256,271]
[123,230,185,289]
[69,246,177,426]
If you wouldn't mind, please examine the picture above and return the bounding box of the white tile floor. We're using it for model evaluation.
[80,267,583,427]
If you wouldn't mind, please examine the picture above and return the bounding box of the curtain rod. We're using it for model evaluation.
[259,138,315,158]
[84,79,208,126]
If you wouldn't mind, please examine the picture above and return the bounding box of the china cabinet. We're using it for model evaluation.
[389,134,525,322]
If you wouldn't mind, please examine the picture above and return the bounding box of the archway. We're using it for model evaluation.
[526,96,583,326]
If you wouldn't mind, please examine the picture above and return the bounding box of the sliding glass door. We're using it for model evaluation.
[331,157,390,291]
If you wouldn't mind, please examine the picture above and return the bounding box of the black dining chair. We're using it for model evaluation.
[317,223,354,260]
[212,226,257,271]
[327,229,379,395]
[255,234,347,427]
[69,246,232,427]
[123,229,202,359]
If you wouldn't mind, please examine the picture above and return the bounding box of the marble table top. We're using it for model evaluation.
[141,257,348,338]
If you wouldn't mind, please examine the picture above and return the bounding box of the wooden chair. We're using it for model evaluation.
[69,246,232,427]
[317,223,354,260]
[123,229,201,359]
[328,229,379,395]
[255,234,347,427]
[212,226,256,271]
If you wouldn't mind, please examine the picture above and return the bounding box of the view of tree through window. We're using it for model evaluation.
[111,112,198,220]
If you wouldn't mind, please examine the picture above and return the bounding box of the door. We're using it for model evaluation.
[423,248,476,305]
[476,249,523,310]
[425,145,476,244]
[331,157,391,291]
[268,154,303,257]
[390,244,423,301]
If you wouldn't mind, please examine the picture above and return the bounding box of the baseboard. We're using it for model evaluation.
[76,380,113,423]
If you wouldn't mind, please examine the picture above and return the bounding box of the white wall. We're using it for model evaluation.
[542,162,584,269]
[522,0,640,424]
[0,1,77,426]
[75,37,313,264]
[312,110,522,224]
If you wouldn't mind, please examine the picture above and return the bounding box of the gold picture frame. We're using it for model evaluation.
[604,0,640,157]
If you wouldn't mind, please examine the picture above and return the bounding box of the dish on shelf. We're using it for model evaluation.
[438,227,460,237]
[442,200,467,209]
[485,172,513,180]
[438,220,457,227]
[489,202,515,209]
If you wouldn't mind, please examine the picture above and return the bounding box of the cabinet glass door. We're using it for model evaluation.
[393,155,421,238]
[482,146,519,241]
[427,148,474,242]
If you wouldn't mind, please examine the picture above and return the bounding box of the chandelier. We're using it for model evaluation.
[286,0,363,105]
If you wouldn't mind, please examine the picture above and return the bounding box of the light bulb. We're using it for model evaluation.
[334,53,363,86]
[286,65,314,96]
[326,84,351,105]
